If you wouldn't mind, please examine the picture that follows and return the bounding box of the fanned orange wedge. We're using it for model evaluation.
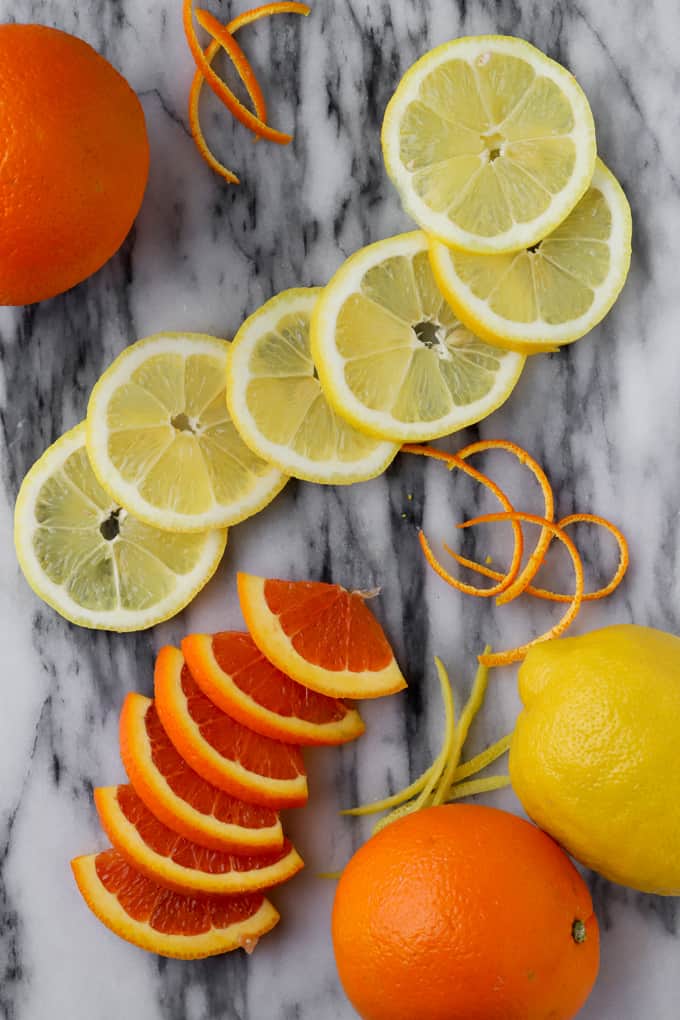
[182,631,365,745]
[72,848,278,959]
[237,573,407,699]
[95,784,303,896]
[119,693,283,853]
[154,646,308,808]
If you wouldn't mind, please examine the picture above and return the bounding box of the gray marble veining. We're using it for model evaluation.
[1,1,679,1018]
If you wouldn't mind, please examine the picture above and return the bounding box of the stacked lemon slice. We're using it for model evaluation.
[15,35,632,632]
[381,35,632,353]
[15,334,286,631]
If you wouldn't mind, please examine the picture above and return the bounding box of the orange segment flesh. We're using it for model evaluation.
[119,693,283,854]
[182,0,291,144]
[238,573,407,699]
[182,632,365,746]
[154,646,308,808]
[401,444,523,598]
[448,512,629,603]
[95,784,303,896]
[457,513,584,666]
[72,849,279,959]
[454,440,555,605]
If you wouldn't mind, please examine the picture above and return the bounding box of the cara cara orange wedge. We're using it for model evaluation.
[154,646,308,808]
[182,631,366,745]
[119,693,283,853]
[237,573,407,699]
[72,848,279,959]
[95,784,303,896]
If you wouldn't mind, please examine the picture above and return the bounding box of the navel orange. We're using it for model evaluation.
[332,804,599,1020]
[0,24,149,306]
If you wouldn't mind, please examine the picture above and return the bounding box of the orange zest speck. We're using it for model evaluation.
[456,512,585,667]
[401,444,523,599]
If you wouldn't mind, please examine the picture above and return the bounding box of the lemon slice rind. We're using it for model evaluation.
[14,424,227,631]
[429,159,632,352]
[227,288,399,484]
[382,35,597,254]
[86,333,287,533]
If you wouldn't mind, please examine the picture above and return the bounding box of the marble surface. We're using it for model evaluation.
[1,0,679,1017]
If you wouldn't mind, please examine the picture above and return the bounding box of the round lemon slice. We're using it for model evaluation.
[430,159,632,352]
[87,333,287,533]
[14,425,226,631]
[310,231,525,443]
[226,288,399,484]
[382,35,597,253]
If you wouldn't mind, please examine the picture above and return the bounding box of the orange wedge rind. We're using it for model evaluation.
[95,784,303,896]
[72,849,279,959]
[182,631,365,746]
[238,573,407,700]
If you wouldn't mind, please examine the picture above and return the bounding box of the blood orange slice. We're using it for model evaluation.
[181,631,365,745]
[119,693,283,853]
[72,848,278,959]
[237,573,407,699]
[94,784,303,896]
[154,646,308,808]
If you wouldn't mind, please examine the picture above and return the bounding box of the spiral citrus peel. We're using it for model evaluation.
[403,441,629,665]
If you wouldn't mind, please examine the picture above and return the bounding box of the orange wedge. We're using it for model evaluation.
[154,646,308,808]
[72,849,278,959]
[238,573,407,699]
[182,632,366,746]
[94,784,303,896]
[119,693,283,853]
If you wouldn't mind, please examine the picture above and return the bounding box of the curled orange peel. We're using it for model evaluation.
[183,0,293,145]
[449,512,629,604]
[456,512,585,667]
[189,37,240,185]
[454,440,555,606]
[186,2,311,183]
[227,2,312,32]
[401,444,523,598]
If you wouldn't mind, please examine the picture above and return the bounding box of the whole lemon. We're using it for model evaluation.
[510,624,680,894]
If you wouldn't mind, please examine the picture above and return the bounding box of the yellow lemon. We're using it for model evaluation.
[510,625,680,894]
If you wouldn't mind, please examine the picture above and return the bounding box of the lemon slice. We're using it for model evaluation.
[382,35,596,253]
[310,231,525,443]
[430,159,632,352]
[87,333,287,533]
[14,425,226,631]
[226,288,399,484]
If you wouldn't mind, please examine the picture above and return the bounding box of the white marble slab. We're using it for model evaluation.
[0,1,678,1018]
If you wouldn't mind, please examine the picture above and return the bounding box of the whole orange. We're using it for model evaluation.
[332,804,599,1020]
[0,24,149,306]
